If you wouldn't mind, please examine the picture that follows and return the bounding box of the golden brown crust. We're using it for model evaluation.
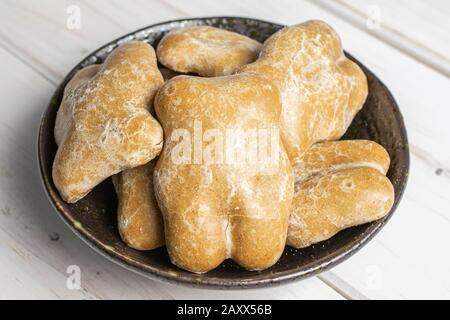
[114,68,169,251]
[53,41,164,203]
[112,68,179,251]
[114,23,372,262]
[293,139,391,184]
[287,140,394,248]
[54,64,101,146]
[159,22,368,162]
[240,20,368,162]
[157,26,262,77]
[55,24,385,271]
[115,162,164,250]
[154,74,293,273]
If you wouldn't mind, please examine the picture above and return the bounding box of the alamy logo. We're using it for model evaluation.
[66,5,81,30]
[169,120,281,167]
[366,5,381,30]
[66,265,81,290]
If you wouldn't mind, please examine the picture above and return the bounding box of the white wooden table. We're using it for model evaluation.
[0,0,449,300]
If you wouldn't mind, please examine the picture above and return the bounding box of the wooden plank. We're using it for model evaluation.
[1,0,449,299]
[0,2,343,300]
[0,0,126,83]
[312,0,450,77]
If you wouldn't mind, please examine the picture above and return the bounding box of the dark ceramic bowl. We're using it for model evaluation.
[38,17,409,288]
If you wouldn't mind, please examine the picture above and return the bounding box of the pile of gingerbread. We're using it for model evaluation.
[53,20,394,273]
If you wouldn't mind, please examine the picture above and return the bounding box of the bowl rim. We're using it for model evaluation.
[37,16,410,289]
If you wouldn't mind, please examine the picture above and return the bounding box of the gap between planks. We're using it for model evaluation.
[308,0,450,78]
[0,34,58,86]
[318,272,369,300]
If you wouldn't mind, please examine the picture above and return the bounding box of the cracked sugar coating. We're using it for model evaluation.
[118,21,371,258]
[287,140,395,249]
[157,26,262,77]
[114,67,178,251]
[112,66,176,250]
[114,162,164,250]
[53,41,164,203]
[154,74,294,273]
[240,20,368,162]
[113,65,166,251]
[162,22,369,162]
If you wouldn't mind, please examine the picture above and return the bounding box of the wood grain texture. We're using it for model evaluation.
[313,0,450,77]
[0,0,449,299]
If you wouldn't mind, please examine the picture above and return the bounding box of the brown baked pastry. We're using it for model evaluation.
[113,67,169,250]
[113,66,182,251]
[158,22,368,162]
[153,74,293,273]
[287,140,395,248]
[157,26,262,77]
[114,162,164,250]
[239,20,368,162]
[53,41,164,203]
[116,22,370,260]
[113,66,180,251]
